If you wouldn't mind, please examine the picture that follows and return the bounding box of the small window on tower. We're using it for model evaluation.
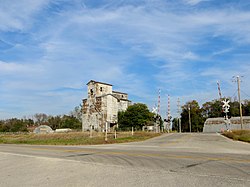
[90,89,93,95]
[122,95,124,98]
[100,87,103,92]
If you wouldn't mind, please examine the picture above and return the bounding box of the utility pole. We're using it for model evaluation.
[188,105,191,133]
[236,76,243,129]
[177,98,181,133]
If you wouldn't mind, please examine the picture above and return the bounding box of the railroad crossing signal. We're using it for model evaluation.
[222,99,230,113]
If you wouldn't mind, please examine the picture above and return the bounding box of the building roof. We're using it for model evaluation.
[112,90,128,95]
[95,94,131,102]
[204,116,250,125]
[87,80,112,86]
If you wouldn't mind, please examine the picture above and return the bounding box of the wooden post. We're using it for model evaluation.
[105,121,108,141]
[90,125,92,138]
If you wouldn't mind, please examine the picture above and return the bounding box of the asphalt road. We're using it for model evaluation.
[0,133,249,187]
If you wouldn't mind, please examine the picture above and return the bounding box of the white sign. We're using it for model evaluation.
[152,107,157,114]
[222,99,230,108]
[222,99,230,113]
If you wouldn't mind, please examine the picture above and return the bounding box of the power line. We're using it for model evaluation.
[230,89,238,100]
[241,89,250,98]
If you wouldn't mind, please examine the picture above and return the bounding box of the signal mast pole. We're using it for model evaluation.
[217,81,222,100]
[157,89,161,115]
[167,95,171,133]
[157,89,161,133]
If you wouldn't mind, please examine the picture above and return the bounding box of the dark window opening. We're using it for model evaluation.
[100,87,103,92]
[90,89,93,95]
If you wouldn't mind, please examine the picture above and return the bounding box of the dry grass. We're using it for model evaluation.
[0,131,161,145]
[222,130,250,143]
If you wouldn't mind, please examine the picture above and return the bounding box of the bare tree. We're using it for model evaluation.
[33,113,48,126]
[69,105,82,121]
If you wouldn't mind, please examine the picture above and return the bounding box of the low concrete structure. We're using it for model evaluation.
[142,125,160,132]
[33,125,54,134]
[203,116,250,133]
[55,128,72,133]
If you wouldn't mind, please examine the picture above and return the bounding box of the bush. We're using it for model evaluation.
[223,130,250,143]
[0,118,28,132]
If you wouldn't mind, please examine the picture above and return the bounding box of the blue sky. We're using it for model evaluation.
[1,0,250,119]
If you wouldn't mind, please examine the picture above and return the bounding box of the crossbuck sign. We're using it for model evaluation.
[222,99,230,113]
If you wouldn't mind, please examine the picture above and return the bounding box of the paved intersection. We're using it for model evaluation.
[0,133,249,186]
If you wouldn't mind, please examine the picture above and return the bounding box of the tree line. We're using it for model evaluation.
[0,106,82,132]
[1,99,250,133]
[172,99,250,132]
[118,99,250,133]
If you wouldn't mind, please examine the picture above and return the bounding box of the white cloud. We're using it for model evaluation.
[212,48,234,56]
[184,0,210,6]
[1,0,250,118]
[0,0,50,31]
[0,60,40,74]
[182,52,199,60]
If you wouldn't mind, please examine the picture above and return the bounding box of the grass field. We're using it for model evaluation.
[222,130,250,143]
[0,131,162,145]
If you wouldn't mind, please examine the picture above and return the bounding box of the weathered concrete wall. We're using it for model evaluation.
[106,94,113,123]
[82,80,131,131]
[88,81,112,97]
[111,96,118,123]
[118,100,130,111]
[113,91,128,100]
[203,117,250,133]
